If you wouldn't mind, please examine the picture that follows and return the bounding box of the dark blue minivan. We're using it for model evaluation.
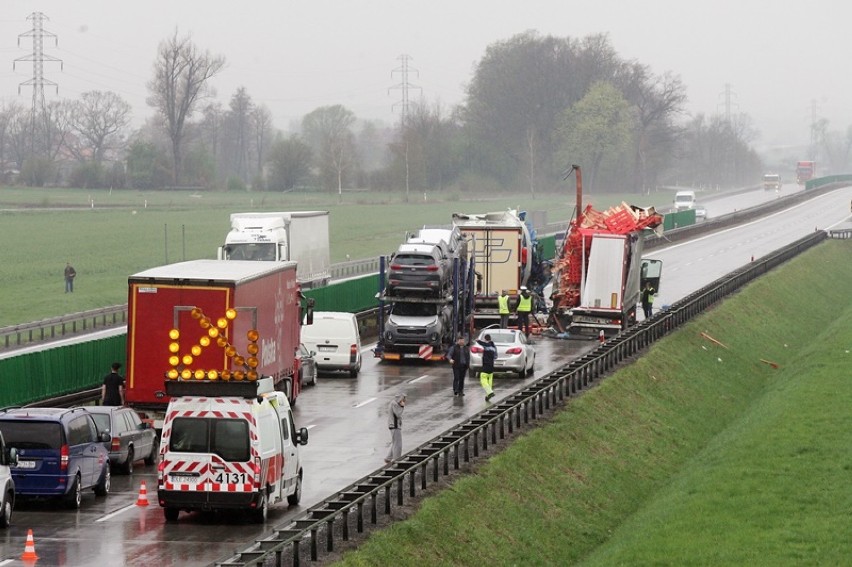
[0,408,111,509]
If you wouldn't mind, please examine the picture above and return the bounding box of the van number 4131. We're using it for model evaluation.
[215,472,248,484]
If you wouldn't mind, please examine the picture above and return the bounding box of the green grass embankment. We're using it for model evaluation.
[334,240,852,566]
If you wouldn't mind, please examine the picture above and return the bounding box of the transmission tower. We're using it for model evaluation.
[717,83,738,125]
[14,11,63,148]
[388,55,421,202]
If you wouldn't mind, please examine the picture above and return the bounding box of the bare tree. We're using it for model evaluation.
[302,105,357,199]
[67,90,132,163]
[146,30,225,186]
[251,104,273,180]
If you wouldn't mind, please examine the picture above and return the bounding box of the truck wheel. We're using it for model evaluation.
[121,447,134,475]
[65,474,82,509]
[287,473,302,506]
[164,507,180,522]
[94,464,111,497]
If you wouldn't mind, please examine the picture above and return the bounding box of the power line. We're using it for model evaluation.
[389,54,420,127]
[14,12,63,114]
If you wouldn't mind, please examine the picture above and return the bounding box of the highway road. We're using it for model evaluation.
[1,182,851,566]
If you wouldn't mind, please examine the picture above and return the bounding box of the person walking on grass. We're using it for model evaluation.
[477,334,497,402]
[446,335,470,396]
[384,392,406,463]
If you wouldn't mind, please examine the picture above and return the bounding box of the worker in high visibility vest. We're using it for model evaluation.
[641,281,656,319]
[516,286,534,338]
[497,290,511,328]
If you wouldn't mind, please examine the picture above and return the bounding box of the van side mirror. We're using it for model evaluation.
[297,427,309,446]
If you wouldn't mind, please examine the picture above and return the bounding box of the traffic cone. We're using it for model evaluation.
[136,480,150,507]
[21,529,38,561]
[599,330,605,343]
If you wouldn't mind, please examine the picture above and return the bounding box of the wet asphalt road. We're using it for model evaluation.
[2,183,851,566]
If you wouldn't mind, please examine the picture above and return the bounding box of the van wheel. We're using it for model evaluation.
[349,368,359,378]
[252,492,269,524]
[0,492,12,528]
[121,447,134,475]
[287,473,302,506]
[164,507,180,522]
[94,465,111,497]
[65,474,82,509]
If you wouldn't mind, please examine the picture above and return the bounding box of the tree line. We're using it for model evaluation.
[0,30,822,195]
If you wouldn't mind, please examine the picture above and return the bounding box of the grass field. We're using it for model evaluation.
[332,240,852,566]
[0,186,659,327]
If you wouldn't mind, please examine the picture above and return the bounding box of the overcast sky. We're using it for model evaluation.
[1,1,848,150]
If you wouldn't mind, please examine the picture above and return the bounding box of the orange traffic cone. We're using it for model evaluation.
[136,480,150,507]
[21,529,38,561]
[599,330,605,343]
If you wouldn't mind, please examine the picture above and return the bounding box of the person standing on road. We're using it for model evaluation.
[64,262,77,293]
[101,362,125,406]
[641,281,656,319]
[477,334,497,402]
[497,290,511,328]
[516,286,534,338]
[446,335,470,396]
[384,392,407,463]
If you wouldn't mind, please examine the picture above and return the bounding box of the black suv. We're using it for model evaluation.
[387,243,450,296]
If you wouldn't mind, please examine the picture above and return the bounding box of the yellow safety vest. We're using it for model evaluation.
[498,295,510,314]
[517,294,532,313]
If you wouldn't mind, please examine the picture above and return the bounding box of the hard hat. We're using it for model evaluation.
[520,286,528,291]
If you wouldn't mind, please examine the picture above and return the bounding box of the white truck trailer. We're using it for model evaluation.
[218,211,331,289]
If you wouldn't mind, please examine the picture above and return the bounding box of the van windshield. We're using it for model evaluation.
[0,421,62,450]
[169,417,250,462]
[675,195,693,204]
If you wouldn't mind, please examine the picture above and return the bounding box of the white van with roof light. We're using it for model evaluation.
[157,378,308,523]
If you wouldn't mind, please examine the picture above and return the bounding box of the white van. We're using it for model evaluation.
[301,311,362,377]
[673,190,696,211]
[157,378,308,523]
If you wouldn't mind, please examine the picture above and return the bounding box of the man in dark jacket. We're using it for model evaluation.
[446,335,470,396]
[101,362,125,406]
[477,334,497,401]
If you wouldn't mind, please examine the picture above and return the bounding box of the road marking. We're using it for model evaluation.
[407,374,429,384]
[353,397,377,408]
[95,503,137,522]
[305,424,318,430]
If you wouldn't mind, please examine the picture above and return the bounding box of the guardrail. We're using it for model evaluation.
[214,230,828,566]
[0,305,127,350]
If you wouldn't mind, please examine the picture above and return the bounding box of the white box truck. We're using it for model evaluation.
[218,211,331,289]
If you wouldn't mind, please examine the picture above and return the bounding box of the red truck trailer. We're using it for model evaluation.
[796,161,815,184]
[125,259,303,428]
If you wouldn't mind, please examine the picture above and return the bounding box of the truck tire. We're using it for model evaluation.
[252,492,269,524]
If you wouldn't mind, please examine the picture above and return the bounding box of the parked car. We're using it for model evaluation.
[469,328,536,379]
[0,431,18,528]
[297,343,318,386]
[387,243,450,296]
[0,407,110,509]
[86,406,157,474]
[300,312,363,377]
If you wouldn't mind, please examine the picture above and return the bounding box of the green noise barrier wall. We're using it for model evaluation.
[0,334,125,407]
[302,274,379,314]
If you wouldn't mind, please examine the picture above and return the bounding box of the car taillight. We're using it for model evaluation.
[470,345,483,353]
[157,460,165,481]
[390,264,403,270]
[111,437,121,451]
[424,265,439,271]
[506,347,523,355]
[60,444,69,472]
[253,457,262,485]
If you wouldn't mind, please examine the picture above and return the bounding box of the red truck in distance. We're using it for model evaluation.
[796,161,816,184]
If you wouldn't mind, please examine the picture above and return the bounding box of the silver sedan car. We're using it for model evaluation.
[468,329,536,379]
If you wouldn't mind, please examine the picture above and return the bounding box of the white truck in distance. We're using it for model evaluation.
[218,211,331,289]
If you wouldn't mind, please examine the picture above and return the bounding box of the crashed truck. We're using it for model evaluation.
[550,201,664,337]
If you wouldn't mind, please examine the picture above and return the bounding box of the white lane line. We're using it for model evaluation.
[305,424,318,430]
[407,374,429,384]
[95,503,137,522]
[0,559,15,566]
[353,397,377,408]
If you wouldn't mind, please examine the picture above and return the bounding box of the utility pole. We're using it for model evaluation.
[809,99,818,161]
[14,11,63,157]
[717,83,737,126]
[389,54,420,203]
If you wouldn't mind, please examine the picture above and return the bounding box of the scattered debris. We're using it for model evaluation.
[700,331,729,349]
[760,359,780,369]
